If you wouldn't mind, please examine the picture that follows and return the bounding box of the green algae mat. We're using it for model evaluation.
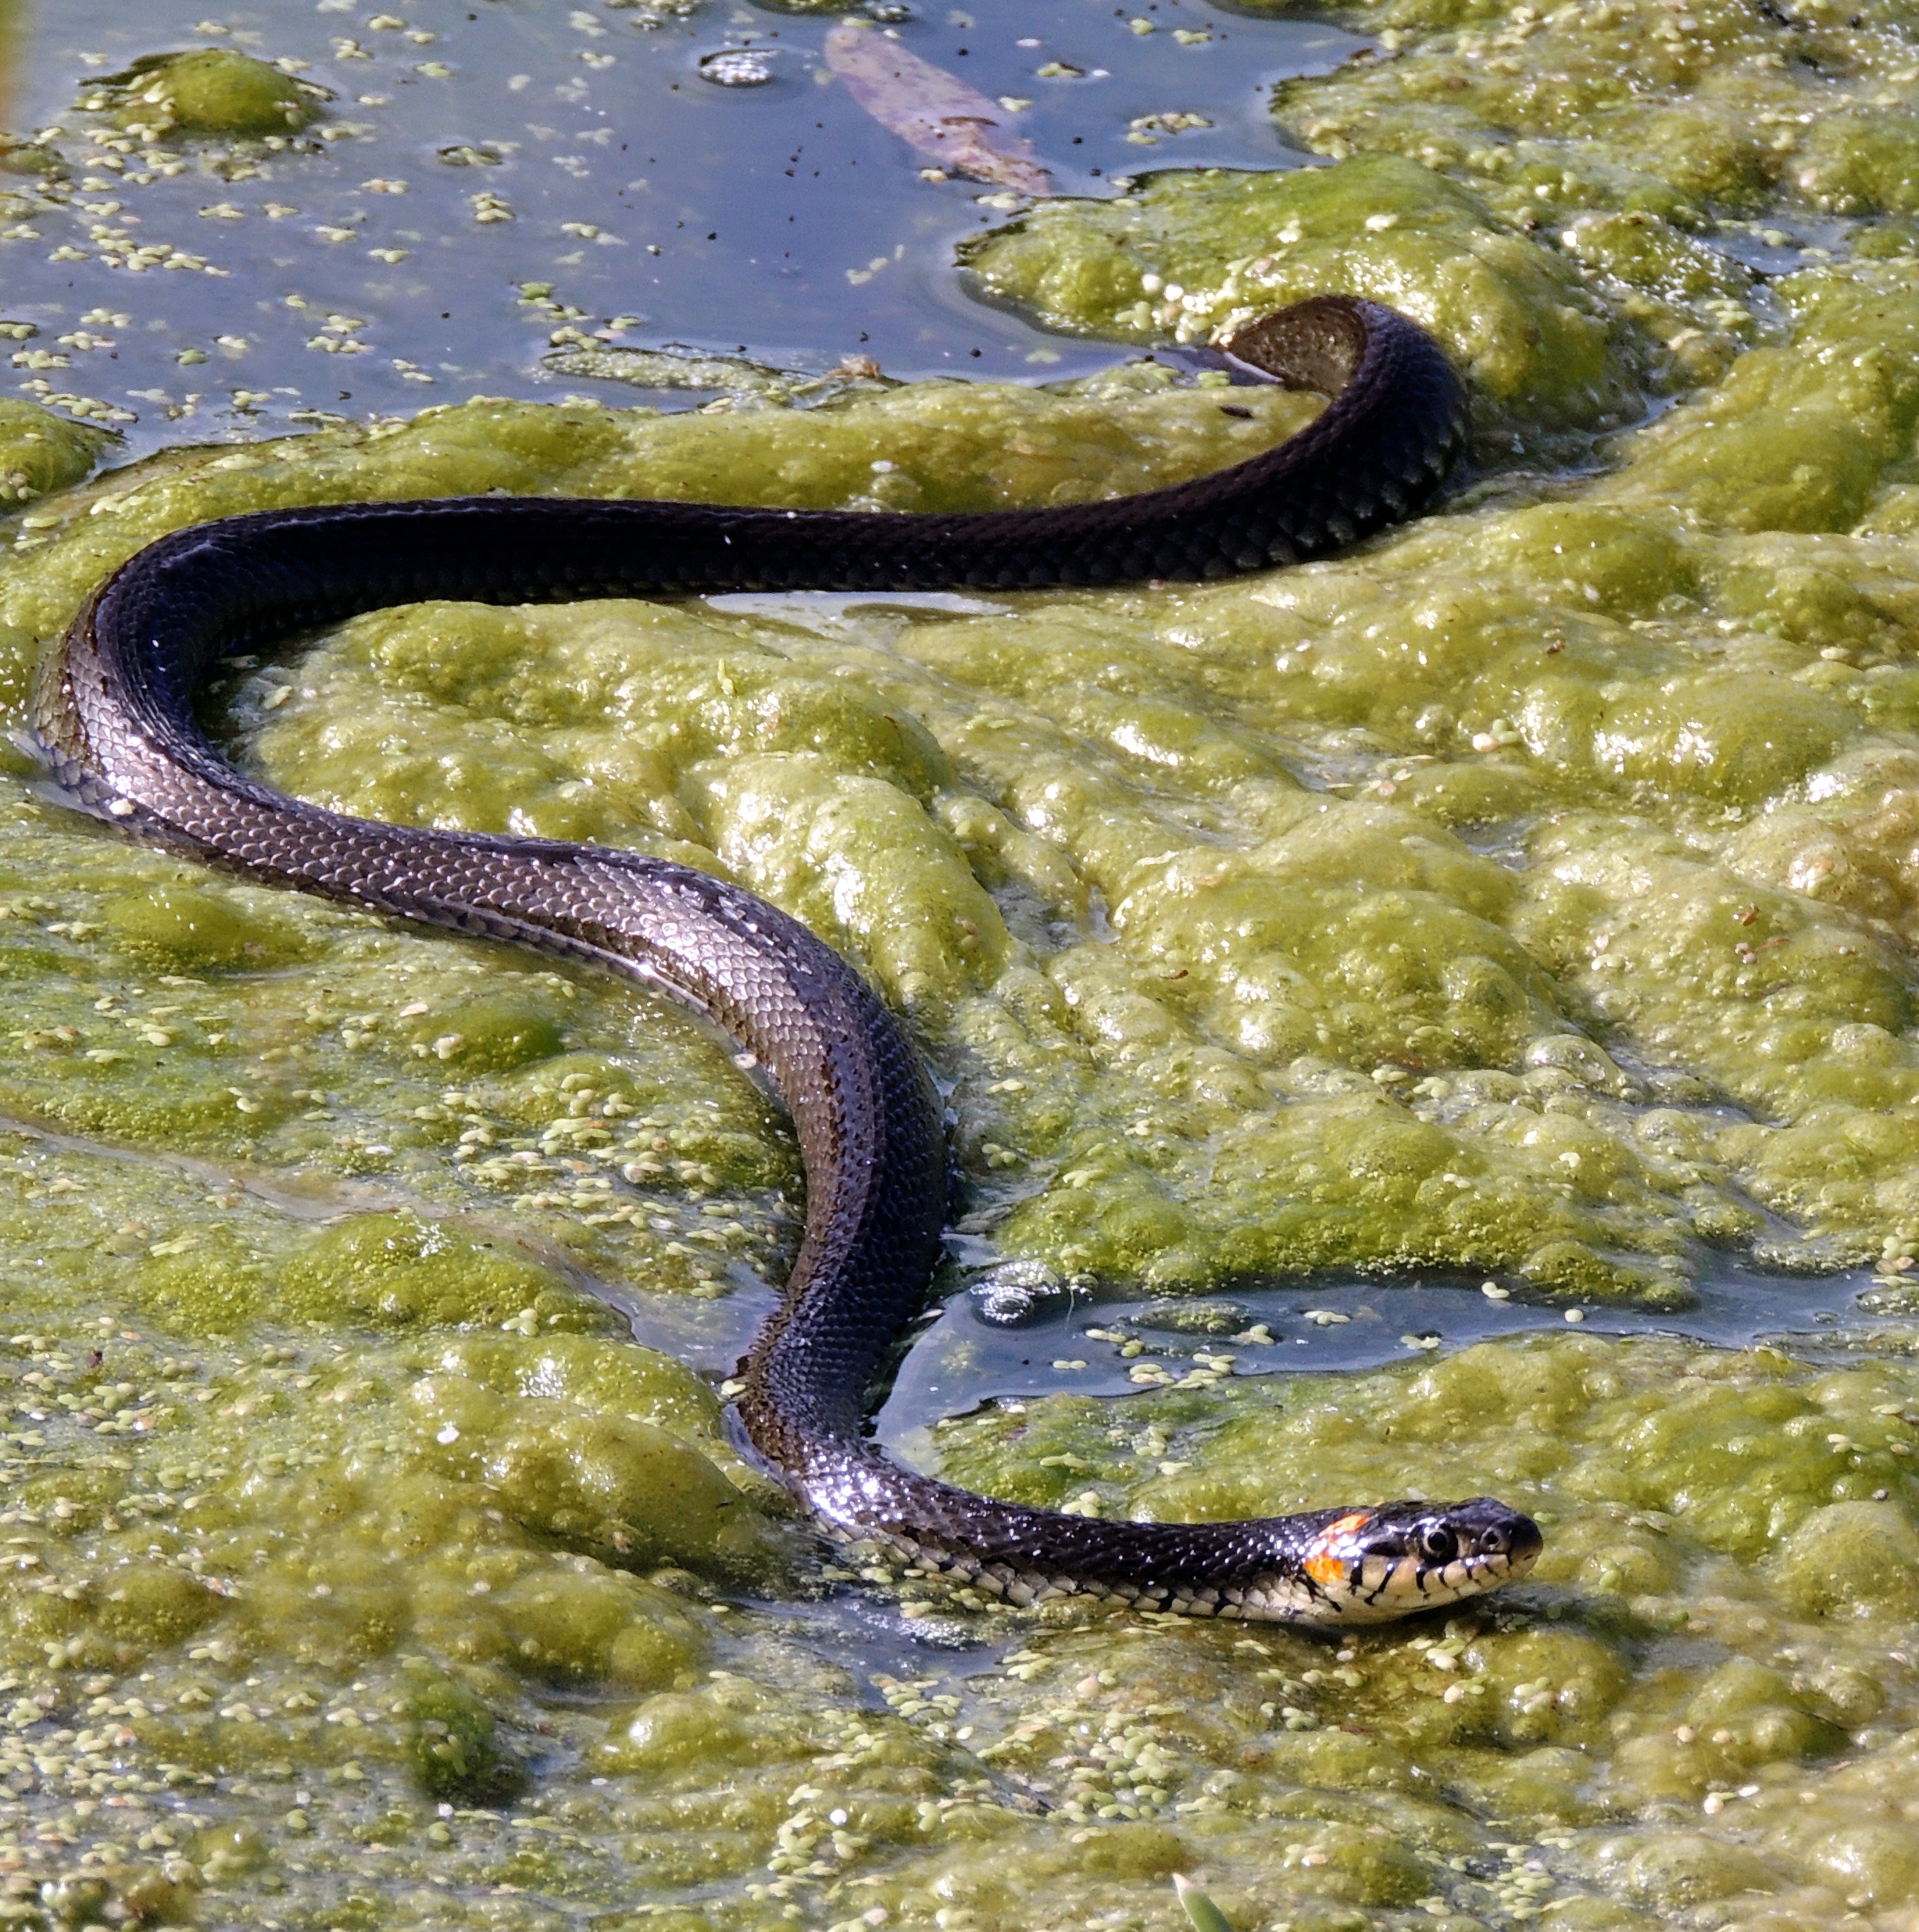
[9,2,1919,1930]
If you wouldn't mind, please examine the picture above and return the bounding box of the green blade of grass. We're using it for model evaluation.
[1174,1873,1232,1932]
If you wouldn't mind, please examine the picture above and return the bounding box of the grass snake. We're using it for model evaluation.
[35,296,1542,1623]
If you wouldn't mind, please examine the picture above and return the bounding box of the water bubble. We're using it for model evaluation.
[699,48,776,86]
[970,1260,1071,1327]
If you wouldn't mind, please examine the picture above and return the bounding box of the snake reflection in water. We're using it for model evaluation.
[35,296,1542,1623]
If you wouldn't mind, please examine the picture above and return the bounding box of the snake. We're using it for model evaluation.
[34,295,1541,1623]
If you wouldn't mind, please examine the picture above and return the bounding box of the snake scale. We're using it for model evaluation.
[35,296,1541,1622]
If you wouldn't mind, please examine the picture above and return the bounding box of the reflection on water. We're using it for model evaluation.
[0,0,1363,454]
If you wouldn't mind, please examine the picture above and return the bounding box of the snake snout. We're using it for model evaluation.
[1447,1496,1544,1579]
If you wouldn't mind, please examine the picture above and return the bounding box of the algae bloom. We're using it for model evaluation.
[84,50,326,141]
[2,0,1919,1925]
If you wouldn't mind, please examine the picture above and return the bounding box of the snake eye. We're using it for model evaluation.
[1419,1526,1459,1566]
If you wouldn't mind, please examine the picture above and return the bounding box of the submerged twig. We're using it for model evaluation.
[825,23,1053,197]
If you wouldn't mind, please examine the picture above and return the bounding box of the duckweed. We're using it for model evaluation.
[2,1263,1918,1928]
[11,0,1919,1923]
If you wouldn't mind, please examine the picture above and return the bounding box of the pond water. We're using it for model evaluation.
[0,0,1360,443]
[7,0,1919,1929]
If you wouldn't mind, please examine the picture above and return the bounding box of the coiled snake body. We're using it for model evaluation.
[36,298,1540,1623]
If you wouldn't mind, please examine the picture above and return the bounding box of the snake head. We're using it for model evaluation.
[1299,1496,1542,1620]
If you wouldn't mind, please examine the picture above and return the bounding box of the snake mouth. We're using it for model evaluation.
[1302,1496,1543,1619]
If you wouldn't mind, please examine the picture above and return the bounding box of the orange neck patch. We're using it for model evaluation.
[1303,1511,1373,1588]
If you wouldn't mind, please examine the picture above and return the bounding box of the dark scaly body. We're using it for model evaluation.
[33,299,1541,1622]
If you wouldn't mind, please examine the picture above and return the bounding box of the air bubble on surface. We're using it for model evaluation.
[969,1258,1073,1326]
[699,48,777,86]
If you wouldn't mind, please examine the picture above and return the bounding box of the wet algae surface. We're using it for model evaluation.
[11,0,1919,1930]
